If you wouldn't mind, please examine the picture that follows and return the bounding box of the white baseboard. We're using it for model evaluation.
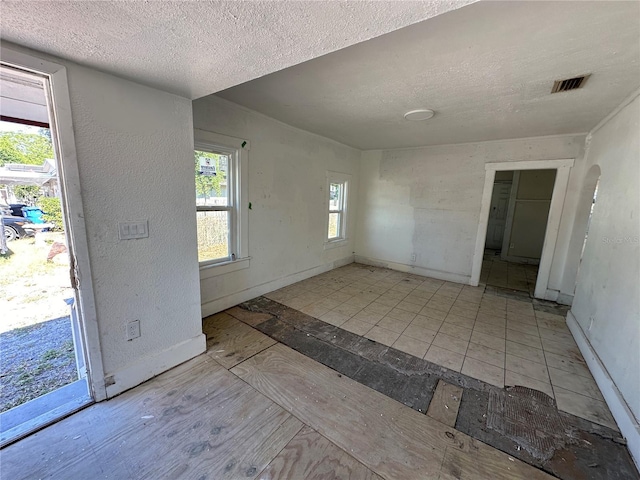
[567,311,640,470]
[544,289,559,302]
[104,333,206,398]
[354,255,470,285]
[201,255,355,318]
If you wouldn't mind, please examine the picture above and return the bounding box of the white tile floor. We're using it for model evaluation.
[481,249,538,294]
[264,263,618,430]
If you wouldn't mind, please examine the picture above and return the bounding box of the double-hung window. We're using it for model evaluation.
[194,130,249,274]
[326,171,350,247]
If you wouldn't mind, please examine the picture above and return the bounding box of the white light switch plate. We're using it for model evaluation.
[118,220,149,240]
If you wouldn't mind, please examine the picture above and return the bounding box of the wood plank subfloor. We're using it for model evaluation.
[2,355,303,480]
[231,343,555,480]
[259,426,383,480]
[427,380,463,427]
[204,311,276,369]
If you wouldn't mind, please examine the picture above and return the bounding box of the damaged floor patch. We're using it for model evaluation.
[487,386,570,461]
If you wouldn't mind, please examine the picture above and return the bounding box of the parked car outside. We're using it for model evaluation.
[1,215,35,241]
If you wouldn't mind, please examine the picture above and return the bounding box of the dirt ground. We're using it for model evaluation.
[0,235,73,333]
[0,234,78,412]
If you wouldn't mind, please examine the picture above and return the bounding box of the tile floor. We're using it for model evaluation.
[264,263,618,430]
[480,249,538,294]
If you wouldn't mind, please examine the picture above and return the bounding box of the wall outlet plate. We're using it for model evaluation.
[126,320,141,341]
[410,253,417,262]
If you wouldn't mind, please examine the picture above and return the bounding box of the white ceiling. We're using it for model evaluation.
[215,1,640,149]
[0,0,473,99]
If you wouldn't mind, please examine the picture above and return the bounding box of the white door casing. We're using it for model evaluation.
[1,45,106,401]
[471,159,574,300]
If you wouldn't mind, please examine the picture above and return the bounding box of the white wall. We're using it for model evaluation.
[355,135,586,289]
[571,94,640,423]
[7,44,206,398]
[66,64,205,396]
[192,96,360,314]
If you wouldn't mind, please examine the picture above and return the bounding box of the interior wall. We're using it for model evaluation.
[5,44,206,398]
[571,94,640,422]
[355,135,586,289]
[67,61,205,395]
[193,96,360,314]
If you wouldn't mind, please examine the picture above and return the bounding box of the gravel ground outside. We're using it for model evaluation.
[0,317,78,412]
[0,235,78,412]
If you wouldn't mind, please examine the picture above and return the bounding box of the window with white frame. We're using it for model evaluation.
[194,130,248,269]
[326,172,350,244]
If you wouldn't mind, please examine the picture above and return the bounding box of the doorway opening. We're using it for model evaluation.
[0,63,92,446]
[574,165,601,289]
[470,159,574,300]
[480,169,557,296]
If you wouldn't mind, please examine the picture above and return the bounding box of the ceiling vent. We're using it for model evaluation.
[551,75,590,94]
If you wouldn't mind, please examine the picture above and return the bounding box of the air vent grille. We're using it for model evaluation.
[551,75,590,93]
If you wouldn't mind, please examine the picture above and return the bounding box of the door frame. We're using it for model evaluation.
[470,159,574,299]
[1,46,107,401]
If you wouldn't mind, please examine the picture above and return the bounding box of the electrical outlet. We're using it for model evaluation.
[126,320,141,341]
[410,253,417,262]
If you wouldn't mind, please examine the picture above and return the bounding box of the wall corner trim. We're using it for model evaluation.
[104,333,206,398]
[567,311,640,470]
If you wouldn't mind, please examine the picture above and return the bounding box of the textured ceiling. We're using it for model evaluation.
[0,0,473,99]
[215,1,640,149]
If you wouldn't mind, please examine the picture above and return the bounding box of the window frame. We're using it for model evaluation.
[194,129,249,277]
[325,171,351,248]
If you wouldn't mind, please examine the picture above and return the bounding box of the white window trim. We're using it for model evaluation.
[325,171,351,249]
[194,129,249,277]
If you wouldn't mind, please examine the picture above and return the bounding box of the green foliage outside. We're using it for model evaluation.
[195,151,226,202]
[13,185,41,203]
[0,131,54,167]
[38,197,64,231]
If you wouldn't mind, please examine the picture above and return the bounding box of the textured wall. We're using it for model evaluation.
[64,62,204,379]
[193,96,361,308]
[571,95,640,420]
[356,135,586,289]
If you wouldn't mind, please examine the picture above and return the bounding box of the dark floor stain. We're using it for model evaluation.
[229,297,639,480]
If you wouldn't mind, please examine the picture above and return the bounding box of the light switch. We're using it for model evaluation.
[119,220,149,240]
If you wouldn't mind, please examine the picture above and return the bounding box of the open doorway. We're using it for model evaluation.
[480,169,556,296]
[471,159,574,300]
[0,63,93,445]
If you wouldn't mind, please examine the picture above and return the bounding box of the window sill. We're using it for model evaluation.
[199,257,250,280]
[324,239,349,250]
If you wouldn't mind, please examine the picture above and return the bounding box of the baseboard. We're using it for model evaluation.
[544,289,560,302]
[104,333,206,398]
[201,255,355,318]
[567,311,640,470]
[354,255,470,285]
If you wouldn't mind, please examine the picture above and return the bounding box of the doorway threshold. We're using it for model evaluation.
[0,378,92,448]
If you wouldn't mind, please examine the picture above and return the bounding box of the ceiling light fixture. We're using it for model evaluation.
[404,109,435,121]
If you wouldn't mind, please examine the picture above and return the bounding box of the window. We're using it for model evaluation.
[326,172,350,246]
[194,130,249,274]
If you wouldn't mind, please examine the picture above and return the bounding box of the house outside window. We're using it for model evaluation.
[326,171,350,247]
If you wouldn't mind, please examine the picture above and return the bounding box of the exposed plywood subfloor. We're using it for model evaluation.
[4,318,555,480]
[427,380,464,427]
[233,343,553,480]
